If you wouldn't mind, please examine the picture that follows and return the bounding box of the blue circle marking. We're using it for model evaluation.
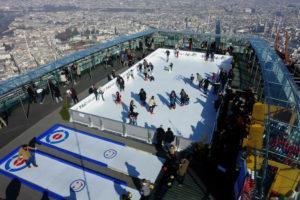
[70,179,86,192]
[46,130,69,144]
[5,155,28,172]
[103,149,117,159]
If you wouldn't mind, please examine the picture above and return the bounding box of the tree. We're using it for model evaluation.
[59,95,70,121]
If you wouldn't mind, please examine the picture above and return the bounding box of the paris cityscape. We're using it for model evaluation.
[0,0,299,81]
[0,1,300,200]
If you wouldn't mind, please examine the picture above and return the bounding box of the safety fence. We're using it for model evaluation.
[69,109,193,150]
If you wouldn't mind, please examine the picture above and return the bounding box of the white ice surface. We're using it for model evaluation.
[81,48,232,141]
[39,125,164,183]
[0,151,140,200]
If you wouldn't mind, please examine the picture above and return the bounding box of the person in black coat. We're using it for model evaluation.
[138,88,147,106]
[70,87,79,104]
[155,125,165,148]
[53,85,63,103]
[203,78,210,94]
[89,84,98,100]
[117,76,125,91]
[164,128,175,149]
[27,85,37,103]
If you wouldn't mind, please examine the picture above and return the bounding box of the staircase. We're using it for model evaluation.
[162,169,211,200]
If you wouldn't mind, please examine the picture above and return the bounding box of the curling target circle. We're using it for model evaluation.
[5,155,27,172]
[46,130,69,144]
[103,149,117,159]
[70,179,86,192]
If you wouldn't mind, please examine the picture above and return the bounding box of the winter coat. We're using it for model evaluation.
[140,183,151,196]
[139,91,146,101]
[165,130,175,143]
[156,127,165,141]
[170,96,176,105]
[148,99,156,107]
[196,74,202,82]
[177,159,190,176]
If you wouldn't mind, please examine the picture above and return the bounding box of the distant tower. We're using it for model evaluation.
[114,27,118,35]
[215,19,221,48]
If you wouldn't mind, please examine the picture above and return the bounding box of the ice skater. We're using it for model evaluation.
[139,88,147,106]
[143,69,148,81]
[149,62,154,71]
[138,63,143,72]
[165,50,170,62]
[117,76,125,91]
[130,69,134,79]
[180,89,189,106]
[196,73,204,88]
[129,111,138,125]
[115,91,122,104]
[89,84,98,100]
[169,63,173,71]
[97,87,104,101]
[128,100,138,125]
[148,96,157,114]
[203,78,211,94]
[129,100,136,113]
[190,74,195,83]
[148,68,155,81]
[169,90,177,109]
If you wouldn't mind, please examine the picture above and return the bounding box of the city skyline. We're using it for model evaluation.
[0,0,299,81]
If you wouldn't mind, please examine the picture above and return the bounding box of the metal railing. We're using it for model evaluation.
[69,109,193,150]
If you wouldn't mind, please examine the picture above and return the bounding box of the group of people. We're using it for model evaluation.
[26,80,66,104]
[155,125,175,150]
[59,64,81,86]
[169,89,190,109]
[89,84,104,101]
[155,145,191,199]
[120,49,135,68]
[107,69,116,81]
[190,72,211,93]
[138,59,155,81]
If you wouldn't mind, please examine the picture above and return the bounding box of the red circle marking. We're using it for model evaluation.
[53,133,63,140]
[13,158,25,167]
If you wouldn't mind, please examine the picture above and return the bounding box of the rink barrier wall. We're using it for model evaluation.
[68,49,221,150]
[69,109,193,150]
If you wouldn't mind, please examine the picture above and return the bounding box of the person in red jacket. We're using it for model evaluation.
[115,92,122,104]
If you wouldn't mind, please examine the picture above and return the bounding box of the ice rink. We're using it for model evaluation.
[80,48,232,141]
[37,124,164,183]
[0,149,140,200]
